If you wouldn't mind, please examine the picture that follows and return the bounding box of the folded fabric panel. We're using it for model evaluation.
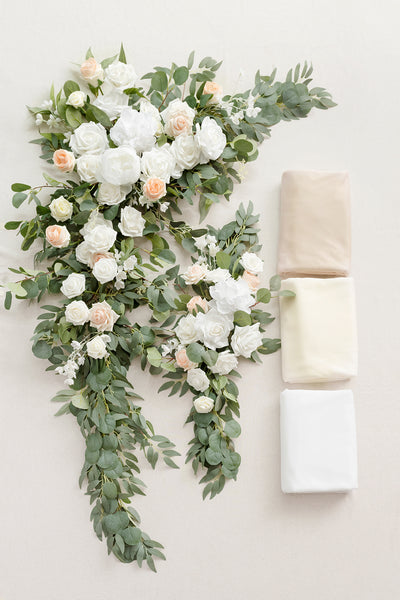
[279,277,358,383]
[278,170,351,277]
[280,389,358,493]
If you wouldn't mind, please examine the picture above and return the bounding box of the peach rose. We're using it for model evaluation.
[242,270,260,292]
[80,57,104,84]
[88,251,114,269]
[53,149,75,172]
[187,296,209,314]
[143,177,166,202]
[45,225,70,248]
[89,300,119,332]
[204,81,223,103]
[175,348,197,371]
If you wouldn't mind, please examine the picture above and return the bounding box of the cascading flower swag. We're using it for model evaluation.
[3,45,335,570]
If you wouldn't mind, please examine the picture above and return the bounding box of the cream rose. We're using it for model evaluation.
[187,296,209,314]
[242,270,260,292]
[196,116,226,162]
[175,348,197,371]
[66,90,86,108]
[46,225,70,248]
[231,324,263,358]
[110,107,157,153]
[209,350,238,375]
[80,57,104,85]
[76,154,102,183]
[69,122,108,156]
[60,273,86,299]
[139,99,163,135]
[182,263,208,285]
[65,300,90,326]
[53,149,75,172]
[140,146,175,183]
[92,257,118,284]
[49,197,73,222]
[170,134,201,174]
[99,146,141,186]
[204,81,223,103]
[176,314,198,345]
[88,251,114,269]
[93,81,129,120]
[193,396,214,414]
[187,368,209,392]
[89,301,119,332]
[80,211,113,237]
[86,336,109,359]
[97,182,131,206]
[75,241,92,265]
[118,206,145,237]
[162,99,195,137]
[206,268,231,284]
[143,177,166,202]
[105,61,137,91]
[210,278,254,317]
[195,308,233,351]
[85,225,117,253]
[240,252,263,275]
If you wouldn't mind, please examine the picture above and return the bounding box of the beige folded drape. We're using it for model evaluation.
[278,170,351,277]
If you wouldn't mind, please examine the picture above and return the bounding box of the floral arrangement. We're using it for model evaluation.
[3,45,334,570]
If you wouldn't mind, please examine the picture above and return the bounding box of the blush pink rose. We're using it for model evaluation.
[53,149,75,172]
[88,251,114,269]
[242,270,260,292]
[89,301,119,332]
[187,296,209,314]
[80,57,104,84]
[175,348,197,371]
[45,225,70,248]
[204,81,223,103]
[143,177,166,202]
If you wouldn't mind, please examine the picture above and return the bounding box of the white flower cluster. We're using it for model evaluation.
[55,340,85,385]
[220,94,261,124]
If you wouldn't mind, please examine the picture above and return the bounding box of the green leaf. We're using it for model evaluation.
[86,431,103,451]
[4,221,22,230]
[103,481,118,499]
[224,420,241,438]
[12,192,27,208]
[65,106,83,129]
[151,71,168,92]
[86,104,112,129]
[121,527,142,545]
[63,80,80,99]
[279,289,296,297]
[269,274,281,291]
[173,66,189,85]
[146,347,162,367]
[215,251,231,269]
[233,310,252,327]
[103,511,129,535]
[256,288,271,303]
[11,183,30,192]
[118,43,127,64]
[205,448,222,466]
[186,342,203,363]
[4,291,12,310]
[32,340,52,359]
[87,369,112,392]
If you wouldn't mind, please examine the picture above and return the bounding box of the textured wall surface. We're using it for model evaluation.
[1,1,399,597]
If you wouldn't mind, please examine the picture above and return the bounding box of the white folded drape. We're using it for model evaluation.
[279,277,358,383]
[280,389,358,493]
[278,170,351,277]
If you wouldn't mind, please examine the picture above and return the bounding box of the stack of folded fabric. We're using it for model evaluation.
[277,170,358,493]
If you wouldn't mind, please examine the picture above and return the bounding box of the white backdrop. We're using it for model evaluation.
[1,1,399,598]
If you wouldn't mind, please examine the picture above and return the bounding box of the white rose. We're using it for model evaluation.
[76,154,102,183]
[49,197,73,222]
[162,99,195,137]
[99,146,141,185]
[79,211,113,237]
[65,300,90,326]
[86,336,109,359]
[240,251,263,275]
[182,263,208,285]
[209,350,238,375]
[124,256,138,272]
[210,278,254,317]
[97,182,131,206]
[75,241,92,265]
[231,324,263,358]
[110,107,157,153]
[69,122,108,156]
[206,268,231,284]
[85,225,117,252]
[196,116,226,162]
[140,146,175,183]
[195,308,233,350]
[92,257,118,284]
[187,368,209,392]
[139,99,163,135]
[208,243,219,257]
[105,61,137,91]
[170,134,201,173]
[118,206,145,237]
[176,314,198,345]
[66,90,86,108]
[93,81,128,120]
[193,396,214,414]
[60,273,86,298]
